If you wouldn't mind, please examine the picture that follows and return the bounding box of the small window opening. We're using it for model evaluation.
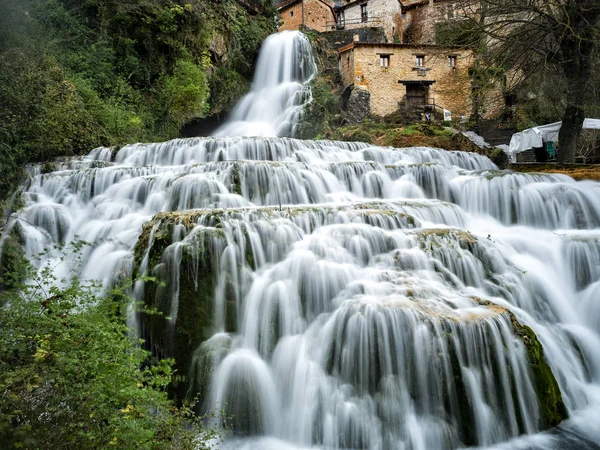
[415,55,425,67]
[448,55,457,67]
[290,10,294,17]
[380,55,390,67]
[361,4,368,22]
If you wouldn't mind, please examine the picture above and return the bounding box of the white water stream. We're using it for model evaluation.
[3,31,600,449]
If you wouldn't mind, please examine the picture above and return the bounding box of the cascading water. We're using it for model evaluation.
[213,31,316,137]
[4,31,600,449]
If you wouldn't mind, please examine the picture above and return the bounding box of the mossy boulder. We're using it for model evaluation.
[474,299,568,428]
[509,314,568,427]
[133,214,227,403]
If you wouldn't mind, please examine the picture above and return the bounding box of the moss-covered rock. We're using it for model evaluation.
[188,333,232,409]
[509,163,600,181]
[473,298,568,428]
[509,314,568,427]
[134,215,227,403]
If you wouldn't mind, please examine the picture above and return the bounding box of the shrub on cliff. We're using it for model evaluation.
[0,252,222,449]
[0,0,275,201]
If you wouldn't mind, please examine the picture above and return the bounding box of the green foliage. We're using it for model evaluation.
[0,0,275,201]
[159,58,211,134]
[209,67,249,114]
[300,77,342,139]
[0,245,223,449]
[346,130,374,144]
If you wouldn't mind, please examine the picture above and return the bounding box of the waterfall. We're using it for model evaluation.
[213,31,317,138]
[4,32,600,450]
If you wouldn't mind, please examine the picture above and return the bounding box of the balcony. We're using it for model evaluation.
[326,15,383,30]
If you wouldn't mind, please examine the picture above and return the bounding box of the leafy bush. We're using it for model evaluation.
[300,77,342,139]
[0,247,222,449]
[160,58,211,134]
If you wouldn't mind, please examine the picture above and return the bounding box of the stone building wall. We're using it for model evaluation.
[400,0,474,44]
[322,27,387,49]
[304,0,335,32]
[278,0,304,31]
[341,0,402,42]
[278,0,335,32]
[339,45,356,87]
[340,43,474,117]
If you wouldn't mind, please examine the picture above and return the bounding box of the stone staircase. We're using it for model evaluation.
[478,120,516,147]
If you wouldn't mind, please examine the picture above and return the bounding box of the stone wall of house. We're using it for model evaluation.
[304,0,335,32]
[341,43,474,117]
[341,0,402,42]
[339,44,356,87]
[401,0,473,45]
[279,1,304,31]
[278,0,335,32]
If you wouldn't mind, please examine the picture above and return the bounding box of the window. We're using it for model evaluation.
[448,55,457,67]
[290,10,294,17]
[401,11,407,20]
[380,55,390,67]
[336,10,345,28]
[415,55,425,67]
[361,4,368,23]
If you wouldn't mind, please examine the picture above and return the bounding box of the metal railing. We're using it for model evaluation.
[325,16,384,30]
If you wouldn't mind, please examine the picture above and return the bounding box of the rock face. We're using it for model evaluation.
[510,316,568,428]
[346,87,371,123]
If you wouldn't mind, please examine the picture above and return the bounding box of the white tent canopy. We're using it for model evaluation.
[506,118,600,162]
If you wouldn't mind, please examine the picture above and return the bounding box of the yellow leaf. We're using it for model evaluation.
[33,348,48,360]
[120,404,135,414]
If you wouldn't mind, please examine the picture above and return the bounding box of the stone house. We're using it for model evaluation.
[277,0,336,32]
[276,0,471,44]
[277,0,402,41]
[277,0,508,121]
[339,42,474,119]
[396,0,514,120]
[397,0,474,44]
[333,0,402,42]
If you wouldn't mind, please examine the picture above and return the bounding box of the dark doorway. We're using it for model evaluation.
[405,84,428,107]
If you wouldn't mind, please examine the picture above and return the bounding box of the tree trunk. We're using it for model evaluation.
[557,104,585,163]
[555,0,599,163]
[557,61,589,163]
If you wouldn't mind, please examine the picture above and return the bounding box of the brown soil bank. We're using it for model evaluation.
[510,164,600,181]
